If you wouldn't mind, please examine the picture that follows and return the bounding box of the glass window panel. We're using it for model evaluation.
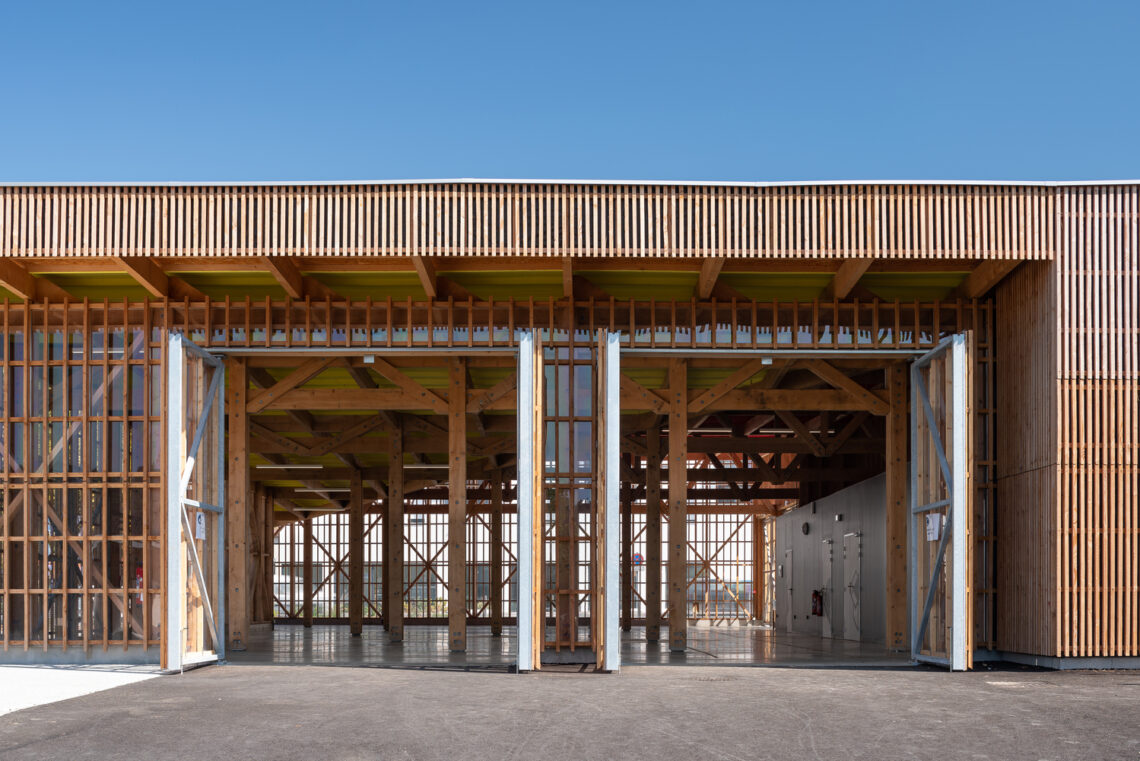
[9,330,23,361]
[69,366,84,416]
[110,328,125,361]
[88,422,103,471]
[31,366,43,416]
[130,328,145,360]
[47,488,63,535]
[89,367,104,415]
[150,365,161,416]
[7,489,24,537]
[29,489,44,536]
[68,424,82,472]
[109,421,124,472]
[49,422,64,473]
[50,366,64,416]
[29,594,44,641]
[69,329,84,360]
[87,540,103,587]
[574,422,592,473]
[107,489,123,536]
[87,593,104,639]
[88,490,103,536]
[32,328,45,361]
[573,365,592,416]
[129,421,145,473]
[557,365,570,416]
[30,422,43,472]
[67,488,84,535]
[28,540,44,588]
[9,422,24,472]
[67,595,83,639]
[128,488,144,536]
[47,541,63,589]
[128,365,145,415]
[107,540,124,588]
[9,366,24,414]
[109,371,124,416]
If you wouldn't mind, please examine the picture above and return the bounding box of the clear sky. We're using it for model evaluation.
[1,1,1137,182]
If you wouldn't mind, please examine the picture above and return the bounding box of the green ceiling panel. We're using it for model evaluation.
[576,271,698,300]
[439,270,563,299]
[721,273,832,300]
[306,271,426,299]
[41,273,151,300]
[861,273,968,301]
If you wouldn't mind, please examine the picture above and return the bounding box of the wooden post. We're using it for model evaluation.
[646,423,662,642]
[885,362,908,651]
[386,420,405,642]
[302,517,314,628]
[621,453,633,631]
[380,494,389,631]
[752,515,763,622]
[448,358,467,652]
[490,476,504,637]
[225,357,250,651]
[349,467,363,636]
[668,358,688,652]
[265,488,275,627]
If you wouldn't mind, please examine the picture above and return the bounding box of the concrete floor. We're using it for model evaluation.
[229,623,906,669]
[1,660,1137,760]
[0,665,158,716]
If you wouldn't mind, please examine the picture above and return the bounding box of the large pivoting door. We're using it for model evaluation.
[909,332,975,671]
[593,330,620,671]
[517,330,544,671]
[165,333,226,671]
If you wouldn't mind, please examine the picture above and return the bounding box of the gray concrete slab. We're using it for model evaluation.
[1,661,1138,760]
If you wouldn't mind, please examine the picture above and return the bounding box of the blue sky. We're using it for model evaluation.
[1,1,1137,182]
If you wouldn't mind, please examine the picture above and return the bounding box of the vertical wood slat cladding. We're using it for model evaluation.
[996,186,1139,659]
[0,184,1055,260]
[1057,186,1139,659]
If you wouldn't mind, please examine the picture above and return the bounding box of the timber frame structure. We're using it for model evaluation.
[0,180,1136,670]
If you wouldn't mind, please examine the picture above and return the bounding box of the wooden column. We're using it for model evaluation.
[645,423,662,642]
[380,495,389,631]
[225,357,250,651]
[448,358,467,652]
[302,517,314,628]
[264,488,275,627]
[386,420,405,642]
[885,362,908,651]
[349,467,364,636]
[490,476,504,637]
[621,453,633,631]
[752,515,765,623]
[668,359,688,652]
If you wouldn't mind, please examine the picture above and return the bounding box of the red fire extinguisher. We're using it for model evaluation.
[811,589,823,617]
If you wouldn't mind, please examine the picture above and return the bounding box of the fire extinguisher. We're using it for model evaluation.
[811,589,823,617]
[134,565,144,605]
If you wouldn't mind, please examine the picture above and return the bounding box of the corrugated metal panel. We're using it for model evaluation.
[0,183,1059,260]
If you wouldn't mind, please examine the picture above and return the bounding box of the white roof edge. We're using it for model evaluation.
[0,178,1138,189]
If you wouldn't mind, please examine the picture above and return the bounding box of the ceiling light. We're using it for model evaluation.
[255,464,324,470]
[295,488,351,493]
[404,463,449,469]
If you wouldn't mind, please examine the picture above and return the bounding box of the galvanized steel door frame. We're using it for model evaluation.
[908,333,970,671]
[165,332,227,671]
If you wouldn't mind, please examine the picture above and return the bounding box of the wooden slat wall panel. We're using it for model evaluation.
[0,184,1055,260]
[1057,185,1139,658]
[995,261,1059,656]
[997,186,1140,659]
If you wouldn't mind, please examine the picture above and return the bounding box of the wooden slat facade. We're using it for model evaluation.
[997,184,1140,659]
[0,183,1054,260]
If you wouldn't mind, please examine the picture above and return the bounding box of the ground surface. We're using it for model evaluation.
[0,665,157,716]
[1,662,1137,761]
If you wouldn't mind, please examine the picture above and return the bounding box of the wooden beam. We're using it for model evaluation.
[667,359,687,652]
[800,359,890,416]
[955,259,1020,299]
[412,255,437,299]
[687,358,769,415]
[386,419,405,642]
[0,258,70,300]
[348,468,364,636]
[697,257,726,299]
[885,363,908,651]
[824,258,873,299]
[467,372,517,415]
[225,358,251,651]
[645,421,662,642]
[371,358,449,415]
[448,358,467,652]
[246,357,338,414]
[305,414,391,457]
[775,411,828,458]
[261,256,337,300]
[620,374,667,415]
[562,257,574,298]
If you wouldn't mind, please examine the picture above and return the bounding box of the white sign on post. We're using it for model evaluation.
[195,512,207,541]
[925,513,942,542]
